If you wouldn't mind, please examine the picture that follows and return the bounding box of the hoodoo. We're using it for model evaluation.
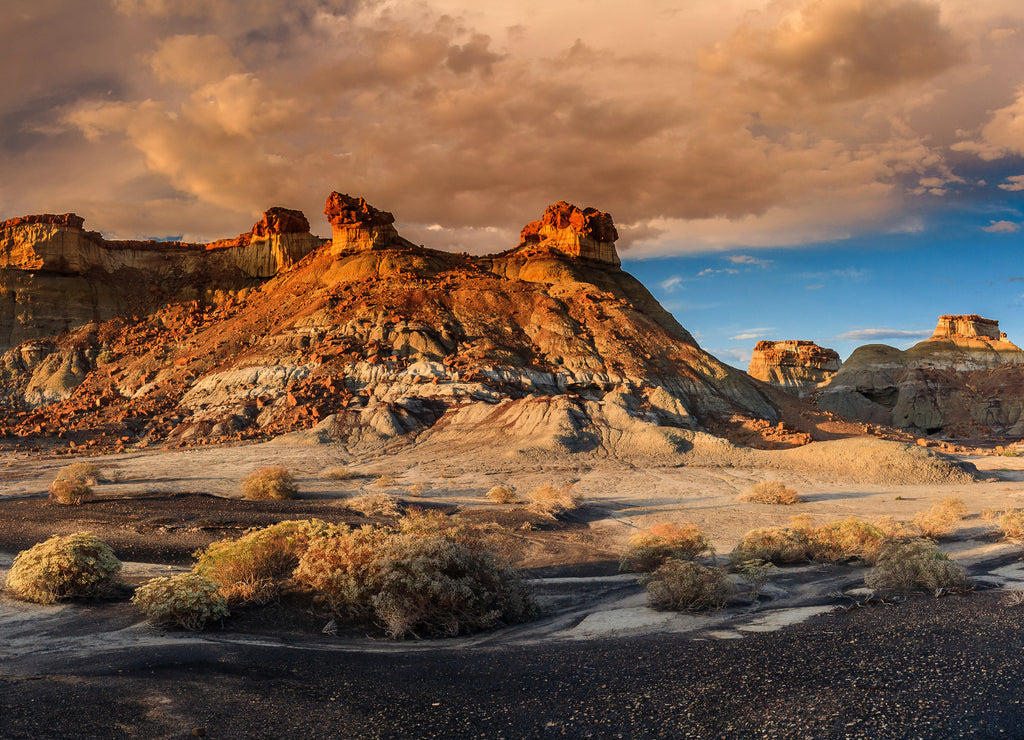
[747,340,841,398]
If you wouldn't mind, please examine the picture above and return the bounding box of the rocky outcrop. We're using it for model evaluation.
[0,192,852,455]
[748,340,841,398]
[0,208,324,354]
[818,315,1024,437]
[516,201,620,265]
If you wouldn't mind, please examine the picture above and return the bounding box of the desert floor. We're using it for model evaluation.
[3,442,1024,737]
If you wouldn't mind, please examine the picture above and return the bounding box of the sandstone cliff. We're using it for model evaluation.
[0,193,847,457]
[0,209,325,353]
[818,315,1024,437]
[748,340,841,398]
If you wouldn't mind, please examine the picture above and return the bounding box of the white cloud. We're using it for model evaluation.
[834,328,932,342]
[982,220,1021,233]
[659,275,684,292]
[998,175,1024,192]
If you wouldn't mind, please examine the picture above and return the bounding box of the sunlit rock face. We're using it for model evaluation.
[516,200,620,266]
[817,315,1024,437]
[748,340,841,398]
[0,192,817,455]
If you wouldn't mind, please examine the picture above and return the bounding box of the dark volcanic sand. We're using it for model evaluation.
[2,593,1024,739]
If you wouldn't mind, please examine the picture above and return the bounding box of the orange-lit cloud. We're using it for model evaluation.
[0,0,1022,253]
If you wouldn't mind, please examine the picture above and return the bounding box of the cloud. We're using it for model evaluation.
[727,254,773,267]
[998,175,1024,192]
[983,220,1021,233]
[659,276,684,292]
[697,267,740,277]
[954,89,1024,160]
[730,328,774,341]
[834,328,932,342]
[798,268,869,281]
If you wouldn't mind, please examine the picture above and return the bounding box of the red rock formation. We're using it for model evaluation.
[517,201,620,265]
[252,207,311,238]
[323,192,402,252]
[931,314,1001,340]
[748,340,841,398]
[0,213,85,230]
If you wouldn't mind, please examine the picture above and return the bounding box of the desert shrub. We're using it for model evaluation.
[913,497,967,539]
[241,466,297,500]
[368,534,536,638]
[997,510,1024,539]
[873,515,916,541]
[56,462,101,485]
[526,483,581,517]
[734,558,774,601]
[645,560,734,611]
[619,522,712,573]
[372,475,396,489]
[48,478,92,505]
[132,573,229,630]
[729,526,810,566]
[5,532,122,604]
[325,466,354,480]
[486,485,518,504]
[293,515,534,638]
[806,518,888,565]
[739,481,803,505]
[193,520,340,605]
[346,492,403,517]
[406,482,426,497]
[865,539,968,593]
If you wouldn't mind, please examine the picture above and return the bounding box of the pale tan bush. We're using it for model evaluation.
[193,520,341,605]
[619,522,712,573]
[325,466,355,480]
[48,478,92,505]
[526,483,581,517]
[5,532,121,604]
[132,573,229,630]
[806,518,888,565]
[729,526,810,565]
[738,481,803,505]
[372,475,396,489]
[913,497,967,539]
[346,493,403,517]
[645,560,734,611]
[406,482,426,497]
[293,525,391,620]
[997,510,1024,539]
[56,462,101,485]
[866,539,968,593]
[486,485,517,504]
[241,466,297,500]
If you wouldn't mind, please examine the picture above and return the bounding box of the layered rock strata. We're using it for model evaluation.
[818,315,1024,436]
[748,340,841,398]
[0,193,839,457]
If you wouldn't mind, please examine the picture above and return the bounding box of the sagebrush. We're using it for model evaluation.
[645,560,734,611]
[48,461,102,505]
[346,492,403,517]
[912,497,967,539]
[866,539,968,593]
[132,573,229,630]
[998,510,1024,539]
[242,466,298,500]
[5,532,121,604]
[739,481,803,505]
[526,483,581,517]
[620,522,712,573]
[486,485,517,504]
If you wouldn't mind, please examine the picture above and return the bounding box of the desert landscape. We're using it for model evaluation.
[3,192,1024,737]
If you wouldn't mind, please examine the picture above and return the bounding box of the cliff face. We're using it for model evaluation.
[0,193,835,457]
[818,315,1024,437]
[0,209,325,354]
[747,340,841,398]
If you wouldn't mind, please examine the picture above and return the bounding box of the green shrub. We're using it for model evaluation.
[132,573,229,630]
[526,483,581,517]
[241,465,298,500]
[5,532,121,604]
[486,485,517,504]
[865,539,968,593]
[645,560,734,611]
[729,526,810,566]
[193,520,340,605]
[738,481,803,505]
[620,522,712,573]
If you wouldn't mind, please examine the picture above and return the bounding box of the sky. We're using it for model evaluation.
[2,0,1024,367]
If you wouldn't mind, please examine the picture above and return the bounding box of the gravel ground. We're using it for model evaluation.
[3,591,1024,739]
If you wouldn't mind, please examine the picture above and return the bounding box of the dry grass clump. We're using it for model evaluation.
[346,493,404,517]
[406,482,426,497]
[805,518,889,565]
[645,560,734,611]
[48,461,103,505]
[5,532,122,604]
[730,526,810,566]
[241,466,298,500]
[912,497,968,539]
[526,483,581,517]
[325,466,355,480]
[486,485,518,504]
[132,573,229,631]
[619,522,712,573]
[193,520,340,605]
[865,539,968,593]
[372,475,397,489]
[997,510,1024,540]
[293,513,534,638]
[739,480,803,505]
